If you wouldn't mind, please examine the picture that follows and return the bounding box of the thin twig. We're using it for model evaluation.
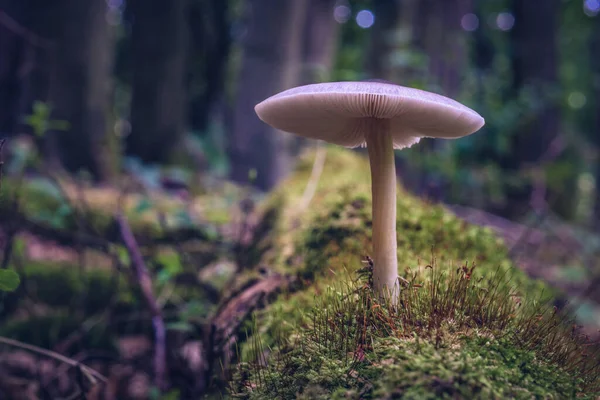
[116,212,167,391]
[0,336,107,385]
[298,142,327,212]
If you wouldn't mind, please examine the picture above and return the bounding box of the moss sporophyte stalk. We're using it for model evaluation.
[224,148,599,399]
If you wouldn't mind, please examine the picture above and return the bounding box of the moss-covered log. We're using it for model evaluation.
[219,147,598,399]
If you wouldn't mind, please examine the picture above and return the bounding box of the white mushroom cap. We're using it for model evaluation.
[255,81,485,149]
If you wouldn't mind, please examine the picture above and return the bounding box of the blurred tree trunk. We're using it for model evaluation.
[188,0,231,135]
[0,2,27,136]
[411,0,472,201]
[128,0,188,164]
[413,0,470,97]
[229,0,308,191]
[471,1,494,97]
[0,1,54,138]
[506,0,559,217]
[366,0,400,81]
[292,0,338,155]
[47,0,115,180]
[301,0,338,83]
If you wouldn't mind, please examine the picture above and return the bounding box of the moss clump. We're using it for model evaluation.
[226,147,598,398]
[232,260,599,399]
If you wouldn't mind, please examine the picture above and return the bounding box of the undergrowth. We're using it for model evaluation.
[230,256,600,399]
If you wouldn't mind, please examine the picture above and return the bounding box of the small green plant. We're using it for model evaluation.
[230,256,600,399]
[23,101,70,138]
[0,269,20,292]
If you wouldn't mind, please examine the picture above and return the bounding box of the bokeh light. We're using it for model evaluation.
[584,0,600,16]
[356,10,375,29]
[461,13,479,32]
[334,1,351,24]
[496,12,515,31]
[568,91,587,109]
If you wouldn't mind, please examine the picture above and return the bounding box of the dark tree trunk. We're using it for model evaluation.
[0,4,26,136]
[410,0,472,201]
[128,0,188,164]
[509,0,559,165]
[187,0,231,135]
[0,1,53,137]
[45,0,115,180]
[413,0,470,97]
[291,0,338,155]
[505,0,560,217]
[301,0,338,83]
[229,0,308,191]
[365,0,399,81]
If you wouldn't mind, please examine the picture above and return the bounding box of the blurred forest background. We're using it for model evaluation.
[0,0,599,398]
[0,0,598,220]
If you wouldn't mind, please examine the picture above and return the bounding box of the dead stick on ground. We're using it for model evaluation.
[116,213,167,391]
[0,336,107,385]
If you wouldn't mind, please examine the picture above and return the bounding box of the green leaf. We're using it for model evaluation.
[0,269,21,292]
[156,252,182,275]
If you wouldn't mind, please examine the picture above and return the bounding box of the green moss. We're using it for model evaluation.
[233,266,598,398]
[238,335,585,399]
[353,336,583,399]
[228,147,597,399]
[242,148,550,346]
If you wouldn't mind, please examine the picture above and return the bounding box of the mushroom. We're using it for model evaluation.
[254,81,485,301]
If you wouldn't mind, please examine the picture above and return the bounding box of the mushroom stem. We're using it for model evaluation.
[365,118,399,302]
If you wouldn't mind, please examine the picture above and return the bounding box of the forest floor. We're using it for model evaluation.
[1,145,599,398]
[8,189,599,334]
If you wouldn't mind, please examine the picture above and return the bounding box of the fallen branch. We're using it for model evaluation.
[205,273,293,389]
[116,213,167,391]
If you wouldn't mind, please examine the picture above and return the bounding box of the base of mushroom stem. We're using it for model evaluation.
[373,281,400,305]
